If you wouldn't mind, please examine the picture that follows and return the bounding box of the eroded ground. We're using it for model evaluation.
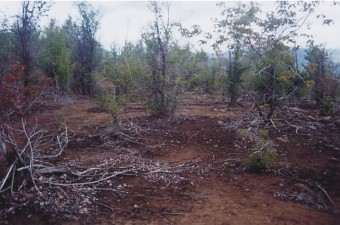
[1,93,339,225]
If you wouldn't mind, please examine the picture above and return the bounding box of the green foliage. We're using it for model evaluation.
[12,1,51,87]
[0,20,13,83]
[141,1,180,116]
[236,128,247,141]
[252,43,296,100]
[214,2,259,105]
[180,49,220,94]
[259,129,269,139]
[248,140,277,171]
[319,96,335,116]
[188,73,209,92]
[72,2,101,95]
[240,1,325,122]
[237,128,277,171]
[96,88,126,122]
[41,20,75,93]
[142,71,182,115]
[103,41,146,95]
[249,42,299,122]
[1,0,336,120]
[304,45,339,105]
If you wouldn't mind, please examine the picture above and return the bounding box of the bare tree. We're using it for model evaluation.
[12,1,51,87]
[142,1,178,115]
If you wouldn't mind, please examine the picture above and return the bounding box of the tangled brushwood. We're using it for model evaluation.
[0,119,69,194]
[224,104,278,171]
[0,119,200,223]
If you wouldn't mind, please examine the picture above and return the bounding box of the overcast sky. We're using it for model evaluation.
[1,0,339,52]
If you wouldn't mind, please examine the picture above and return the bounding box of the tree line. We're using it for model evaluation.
[0,1,339,121]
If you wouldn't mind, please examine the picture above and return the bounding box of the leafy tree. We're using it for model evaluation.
[117,41,146,95]
[251,43,297,119]
[72,1,101,95]
[95,41,147,121]
[62,16,78,56]
[304,44,339,105]
[213,2,259,106]
[168,44,209,93]
[100,41,147,97]
[40,19,75,93]
[0,14,13,86]
[185,50,225,93]
[245,1,321,123]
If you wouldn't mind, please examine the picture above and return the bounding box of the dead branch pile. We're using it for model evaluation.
[0,120,199,223]
[220,104,338,214]
[0,119,68,195]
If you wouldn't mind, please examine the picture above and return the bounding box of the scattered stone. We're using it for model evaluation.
[293,183,309,193]
[324,144,340,151]
[290,107,307,113]
[309,126,317,130]
[315,122,325,129]
[319,118,332,124]
[329,157,339,163]
[322,137,329,143]
[277,136,289,143]
[335,120,340,128]
[307,115,317,121]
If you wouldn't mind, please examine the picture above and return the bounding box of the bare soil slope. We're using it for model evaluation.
[1,93,339,225]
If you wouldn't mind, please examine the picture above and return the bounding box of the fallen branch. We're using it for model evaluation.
[161,211,184,215]
[0,119,69,193]
[39,168,140,187]
[316,184,337,210]
[95,202,115,213]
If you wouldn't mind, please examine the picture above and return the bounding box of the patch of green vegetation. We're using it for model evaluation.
[237,128,277,171]
[96,91,127,122]
[247,140,277,171]
[319,96,335,116]
[259,129,269,139]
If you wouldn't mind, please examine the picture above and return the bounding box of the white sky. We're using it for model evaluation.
[1,0,339,52]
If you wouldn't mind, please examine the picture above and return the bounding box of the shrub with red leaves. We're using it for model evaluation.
[0,63,48,119]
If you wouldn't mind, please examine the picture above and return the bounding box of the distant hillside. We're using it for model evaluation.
[296,48,340,66]
[211,48,340,75]
[329,49,340,63]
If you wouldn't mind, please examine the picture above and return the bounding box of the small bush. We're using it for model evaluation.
[259,129,269,139]
[237,127,277,171]
[236,129,246,140]
[0,64,48,120]
[248,140,277,171]
[319,96,334,116]
[96,91,126,122]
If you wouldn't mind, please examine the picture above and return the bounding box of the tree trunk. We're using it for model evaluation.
[266,65,276,122]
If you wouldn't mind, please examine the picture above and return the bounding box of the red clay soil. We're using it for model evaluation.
[1,93,339,225]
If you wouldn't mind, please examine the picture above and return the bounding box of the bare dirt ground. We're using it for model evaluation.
[1,93,340,225]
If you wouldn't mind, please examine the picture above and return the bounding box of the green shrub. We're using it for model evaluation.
[259,129,269,139]
[96,91,126,122]
[319,96,335,116]
[247,140,277,171]
[236,129,246,140]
